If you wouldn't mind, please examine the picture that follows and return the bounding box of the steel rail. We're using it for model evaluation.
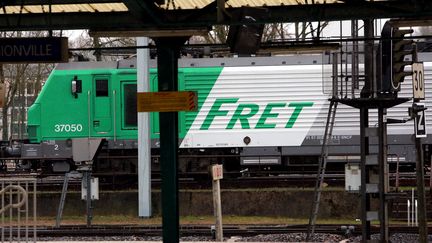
[8,224,431,238]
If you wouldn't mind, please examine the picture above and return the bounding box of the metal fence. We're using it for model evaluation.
[0,177,37,243]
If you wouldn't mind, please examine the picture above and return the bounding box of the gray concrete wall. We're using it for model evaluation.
[37,189,361,218]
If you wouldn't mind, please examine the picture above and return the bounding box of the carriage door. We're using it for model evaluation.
[92,76,112,134]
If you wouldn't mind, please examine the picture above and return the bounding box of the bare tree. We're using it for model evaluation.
[295,21,329,41]
[71,31,136,61]
[202,25,229,44]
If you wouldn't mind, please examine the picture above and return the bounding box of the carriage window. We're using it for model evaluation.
[123,83,137,127]
[96,79,109,97]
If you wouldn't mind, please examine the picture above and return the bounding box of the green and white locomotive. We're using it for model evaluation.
[5,53,432,177]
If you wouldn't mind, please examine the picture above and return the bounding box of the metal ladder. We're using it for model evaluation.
[306,99,338,240]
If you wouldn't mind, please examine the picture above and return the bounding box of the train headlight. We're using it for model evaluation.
[243,136,251,145]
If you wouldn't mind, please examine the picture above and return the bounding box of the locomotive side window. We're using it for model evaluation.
[123,83,137,127]
[96,79,109,97]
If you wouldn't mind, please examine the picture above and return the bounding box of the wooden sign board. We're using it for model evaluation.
[212,164,223,180]
[137,91,197,112]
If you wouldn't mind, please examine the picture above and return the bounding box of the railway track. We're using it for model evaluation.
[6,224,432,238]
[0,173,347,190]
[0,170,427,190]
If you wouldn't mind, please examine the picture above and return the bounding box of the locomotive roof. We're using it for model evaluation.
[55,54,331,71]
[55,52,432,71]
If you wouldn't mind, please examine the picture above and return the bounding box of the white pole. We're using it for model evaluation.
[415,199,418,226]
[137,37,151,217]
[407,200,411,226]
[411,188,415,226]
[213,178,223,241]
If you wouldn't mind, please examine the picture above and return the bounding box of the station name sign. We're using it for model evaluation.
[0,37,68,63]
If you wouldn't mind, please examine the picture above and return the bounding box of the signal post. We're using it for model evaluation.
[372,21,428,243]
[338,20,414,243]
[412,48,428,243]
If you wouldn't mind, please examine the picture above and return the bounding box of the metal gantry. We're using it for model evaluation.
[306,18,424,242]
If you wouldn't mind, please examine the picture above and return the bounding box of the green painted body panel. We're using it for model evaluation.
[27,66,222,143]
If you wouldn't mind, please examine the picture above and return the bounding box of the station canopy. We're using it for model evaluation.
[0,1,431,32]
[1,1,341,13]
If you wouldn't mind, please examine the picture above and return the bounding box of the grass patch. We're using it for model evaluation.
[33,215,364,226]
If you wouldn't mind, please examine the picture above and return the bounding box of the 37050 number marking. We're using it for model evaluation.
[54,124,83,132]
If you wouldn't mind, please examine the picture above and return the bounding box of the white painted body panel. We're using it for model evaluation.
[180,56,432,148]
[181,65,328,147]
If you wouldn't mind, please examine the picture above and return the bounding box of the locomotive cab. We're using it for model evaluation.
[24,62,138,172]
